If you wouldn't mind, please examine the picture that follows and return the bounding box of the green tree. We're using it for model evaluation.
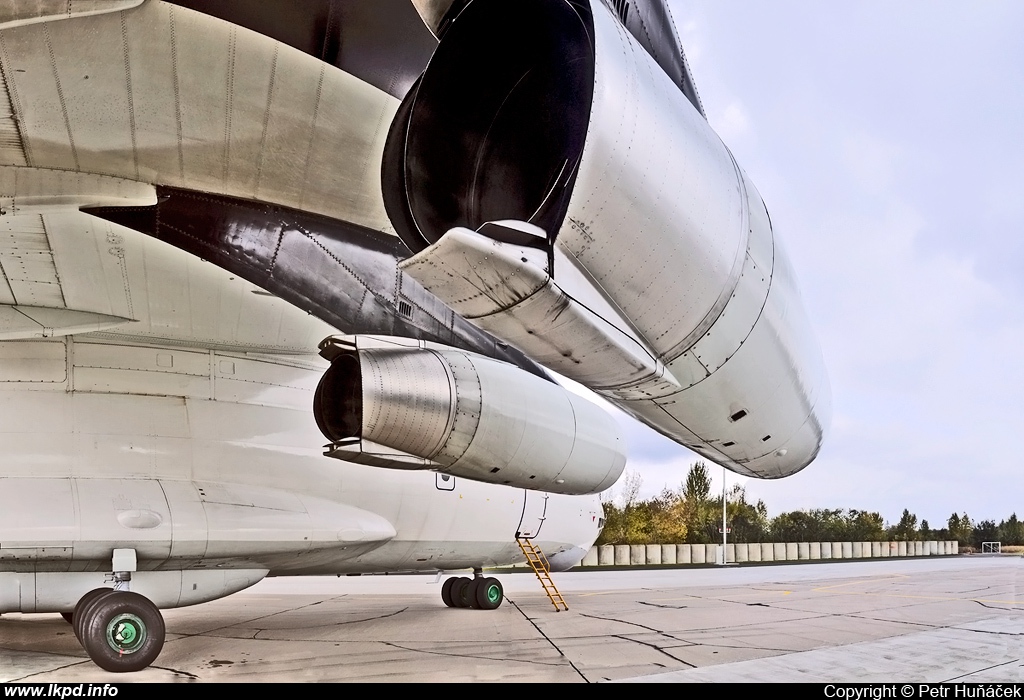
[998,513,1024,545]
[682,461,715,544]
[647,487,688,543]
[705,484,768,543]
[972,519,999,549]
[683,461,711,503]
[845,510,886,541]
[948,512,973,546]
[889,509,919,541]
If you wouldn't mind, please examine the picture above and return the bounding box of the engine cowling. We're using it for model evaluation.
[382,0,830,479]
[314,336,626,495]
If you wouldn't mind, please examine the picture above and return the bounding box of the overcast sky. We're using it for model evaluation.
[611,1,1024,527]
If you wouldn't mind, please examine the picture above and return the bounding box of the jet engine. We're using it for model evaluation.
[313,336,626,495]
[382,0,831,479]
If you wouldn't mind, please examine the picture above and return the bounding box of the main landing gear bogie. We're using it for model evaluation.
[440,575,504,610]
[71,588,166,672]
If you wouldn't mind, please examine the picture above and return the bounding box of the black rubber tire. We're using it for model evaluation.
[441,577,457,607]
[450,577,471,608]
[60,612,74,625]
[80,591,165,673]
[475,577,504,610]
[73,588,114,643]
[464,578,482,609]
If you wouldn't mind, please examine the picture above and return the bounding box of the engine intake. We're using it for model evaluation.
[382,0,594,251]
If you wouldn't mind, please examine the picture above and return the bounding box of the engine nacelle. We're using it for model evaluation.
[382,0,830,479]
[314,336,626,495]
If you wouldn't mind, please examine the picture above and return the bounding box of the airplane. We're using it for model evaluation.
[0,0,830,673]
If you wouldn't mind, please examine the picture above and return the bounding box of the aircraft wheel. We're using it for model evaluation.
[450,577,472,608]
[464,578,482,609]
[441,577,457,607]
[80,591,165,673]
[60,612,74,625]
[475,577,504,610]
[73,588,113,643]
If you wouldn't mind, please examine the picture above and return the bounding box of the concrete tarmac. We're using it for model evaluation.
[1,556,1021,683]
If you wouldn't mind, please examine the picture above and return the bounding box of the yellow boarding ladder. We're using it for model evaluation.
[516,537,568,611]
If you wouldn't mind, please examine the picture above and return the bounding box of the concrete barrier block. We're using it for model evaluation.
[725,543,736,563]
[645,544,661,565]
[735,543,748,563]
[614,544,630,566]
[748,543,762,562]
[880,542,890,558]
[773,543,787,561]
[952,541,959,554]
[928,541,938,555]
[862,542,873,558]
[809,542,821,560]
[798,542,810,560]
[871,542,881,558]
[761,543,774,561]
[661,544,676,565]
[630,545,646,565]
[599,545,615,566]
[831,542,842,559]
[914,541,924,556]
[853,542,865,558]
[889,542,899,557]
[691,544,706,564]
[841,542,853,558]
[819,542,831,560]
[897,541,907,557]
[582,547,599,567]
[786,543,798,560]
[677,544,691,564]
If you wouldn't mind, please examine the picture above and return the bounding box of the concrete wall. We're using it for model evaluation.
[577,542,958,566]
[748,543,761,562]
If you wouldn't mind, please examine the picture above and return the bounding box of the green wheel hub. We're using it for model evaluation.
[485,583,501,604]
[106,613,147,655]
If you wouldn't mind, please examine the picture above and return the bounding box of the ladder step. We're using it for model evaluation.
[516,537,568,612]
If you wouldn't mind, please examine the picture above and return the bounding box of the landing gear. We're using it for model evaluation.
[70,588,166,672]
[73,588,113,643]
[440,574,504,609]
[474,577,504,610]
[78,591,165,673]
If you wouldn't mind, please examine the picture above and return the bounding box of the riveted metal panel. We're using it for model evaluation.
[360,348,456,460]
[0,339,65,382]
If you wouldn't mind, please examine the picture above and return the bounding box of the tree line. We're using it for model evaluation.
[596,461,1023,549]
